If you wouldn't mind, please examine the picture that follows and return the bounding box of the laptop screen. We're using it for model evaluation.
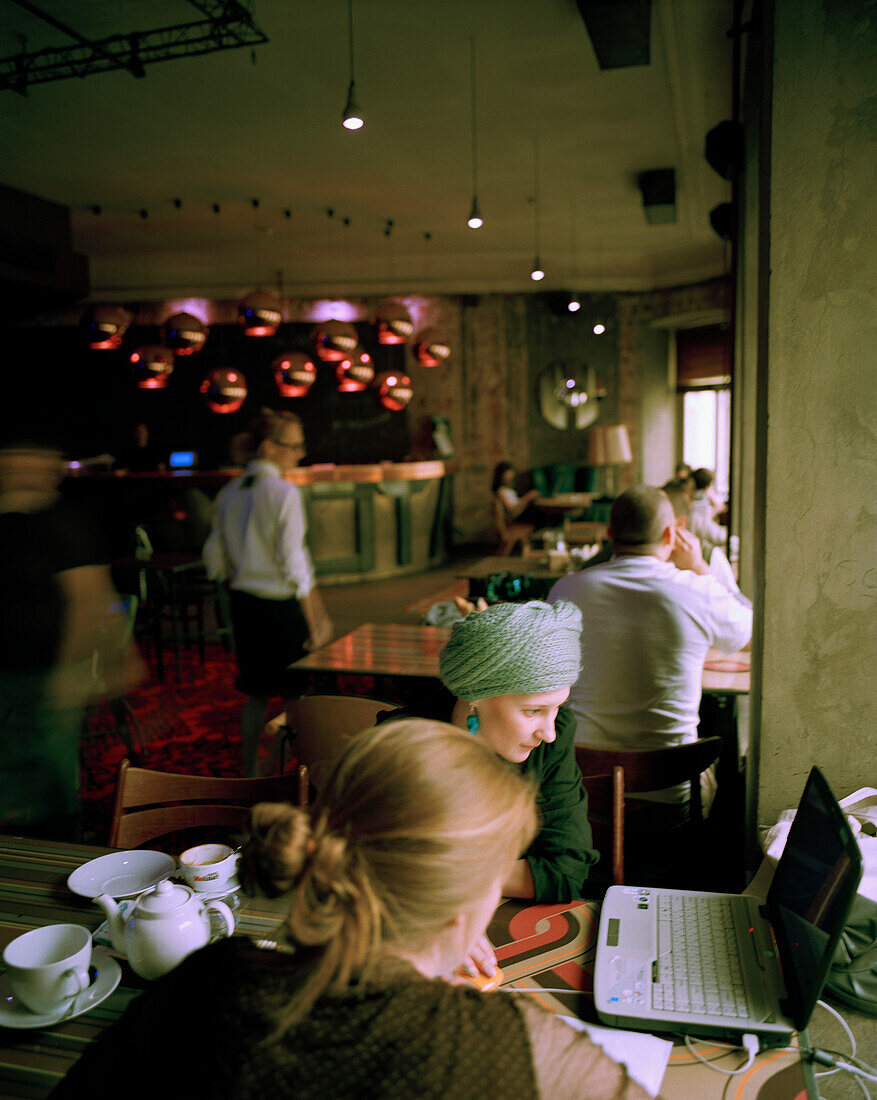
[767,767,862,1031]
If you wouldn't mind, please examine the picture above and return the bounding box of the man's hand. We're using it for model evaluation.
[669,526,710,575]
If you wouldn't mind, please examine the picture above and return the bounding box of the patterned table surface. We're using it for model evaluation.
[288,621,750,696]
[0,838,809,1099]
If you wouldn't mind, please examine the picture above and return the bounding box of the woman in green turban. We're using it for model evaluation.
[384,599,598,905]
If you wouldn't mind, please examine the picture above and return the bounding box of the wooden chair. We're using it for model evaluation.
[492,497,534,556]
[579,768,625,886]
[576,737,723,886]
[276,694,392,788]
[108,758,309,848]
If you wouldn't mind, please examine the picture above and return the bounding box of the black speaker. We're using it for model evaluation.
[709,202,733,241]
[637,168,676,224]
[705,121,742,181]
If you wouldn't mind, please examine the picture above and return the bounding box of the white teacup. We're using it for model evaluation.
[178,843,239,893]
[3,924,92,1015]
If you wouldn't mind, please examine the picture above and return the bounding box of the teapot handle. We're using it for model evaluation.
[205,899,235,940]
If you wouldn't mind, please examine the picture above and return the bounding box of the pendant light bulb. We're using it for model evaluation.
[342,80,364,130]
[593,322,606,335]
[530,257,545,282]
[568,294,581,313]
[467,195,483,230]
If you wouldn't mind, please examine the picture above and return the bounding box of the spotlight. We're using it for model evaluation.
[593,322,606,335]
[342,81,364,129]
[568,294,581,313]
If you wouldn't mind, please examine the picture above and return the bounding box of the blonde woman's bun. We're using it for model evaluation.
[241,802,311,898]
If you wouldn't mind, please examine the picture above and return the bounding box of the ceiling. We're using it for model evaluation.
[0,0,733,302]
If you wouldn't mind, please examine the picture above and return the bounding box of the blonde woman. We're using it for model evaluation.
[50,721,650,1100]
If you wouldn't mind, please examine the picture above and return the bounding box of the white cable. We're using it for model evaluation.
[501,986,591,994]
[812,997,856,1076]
[834,1060,877,1085]
[682,1032,760,1076]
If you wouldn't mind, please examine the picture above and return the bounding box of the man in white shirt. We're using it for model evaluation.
[547,485,751,762]
[203,411,332,775]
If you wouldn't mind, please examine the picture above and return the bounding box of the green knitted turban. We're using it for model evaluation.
[439,599,583,701]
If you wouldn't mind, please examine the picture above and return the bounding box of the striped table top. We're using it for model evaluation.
[289,622,749,696]
[0,838,805,1098]
[0,835,291,1098]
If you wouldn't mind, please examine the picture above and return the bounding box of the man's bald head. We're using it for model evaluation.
[609,485,675,555]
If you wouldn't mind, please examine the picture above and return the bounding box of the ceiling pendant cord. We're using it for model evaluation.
[531,136,544,280]
[342,0,363,130]
[467,37,483,229]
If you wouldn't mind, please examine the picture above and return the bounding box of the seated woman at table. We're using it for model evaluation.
[380,599,599,903]
[492,460,542,526]
[49,720,649,1100]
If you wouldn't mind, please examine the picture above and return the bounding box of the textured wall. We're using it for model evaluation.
[758,0,877,821]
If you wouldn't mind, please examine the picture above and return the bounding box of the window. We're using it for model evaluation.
[682,389,731,498]
[676,324,732,500]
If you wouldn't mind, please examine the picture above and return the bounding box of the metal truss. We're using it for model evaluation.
[0,1,268,93]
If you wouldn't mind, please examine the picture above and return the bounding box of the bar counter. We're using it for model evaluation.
[64,461,455,586]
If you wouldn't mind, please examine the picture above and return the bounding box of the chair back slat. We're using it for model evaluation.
[576,738,723,887]
[112,805,252,849]
[575,737,723,794]
[109,758,308,848]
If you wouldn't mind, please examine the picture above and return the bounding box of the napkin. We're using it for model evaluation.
[761,788,877,903]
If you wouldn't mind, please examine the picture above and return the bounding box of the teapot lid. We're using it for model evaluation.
[135,879,193,916]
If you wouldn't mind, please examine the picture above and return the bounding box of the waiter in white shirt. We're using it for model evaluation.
[203,410,333,776]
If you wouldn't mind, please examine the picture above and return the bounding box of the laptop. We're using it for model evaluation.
[594,766,863,1044]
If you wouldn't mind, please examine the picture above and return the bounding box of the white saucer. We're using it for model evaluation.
[67,851,176,899]
[191,877,240,900]
[0,952,122,1029]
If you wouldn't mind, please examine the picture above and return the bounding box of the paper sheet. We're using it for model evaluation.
[558,1015,672,1097]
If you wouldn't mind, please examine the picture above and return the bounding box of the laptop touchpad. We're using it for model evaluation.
[621,921,651,952]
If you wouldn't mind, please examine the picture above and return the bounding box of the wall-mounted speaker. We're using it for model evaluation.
[637,168,676,225]
[705,121,742,181]
[709,202,733,241]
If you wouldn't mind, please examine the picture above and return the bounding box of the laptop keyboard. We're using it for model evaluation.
[652,896,751,1017]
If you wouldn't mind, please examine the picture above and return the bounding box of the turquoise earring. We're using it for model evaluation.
[466,705,479,734]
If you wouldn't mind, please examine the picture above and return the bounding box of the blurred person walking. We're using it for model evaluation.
[0,435,143,838]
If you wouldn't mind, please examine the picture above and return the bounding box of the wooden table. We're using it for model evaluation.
[0,836,813,1098]
[287,622,750,705]
[535,492,594,514]
[460,555,571,582]
[0,835,291,1098]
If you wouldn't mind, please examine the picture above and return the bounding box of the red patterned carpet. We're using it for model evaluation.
[79,644,288,845]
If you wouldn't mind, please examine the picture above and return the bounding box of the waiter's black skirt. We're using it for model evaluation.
[229,590,309,696]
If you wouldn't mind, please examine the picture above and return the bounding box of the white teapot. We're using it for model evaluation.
[95,880,235,980]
